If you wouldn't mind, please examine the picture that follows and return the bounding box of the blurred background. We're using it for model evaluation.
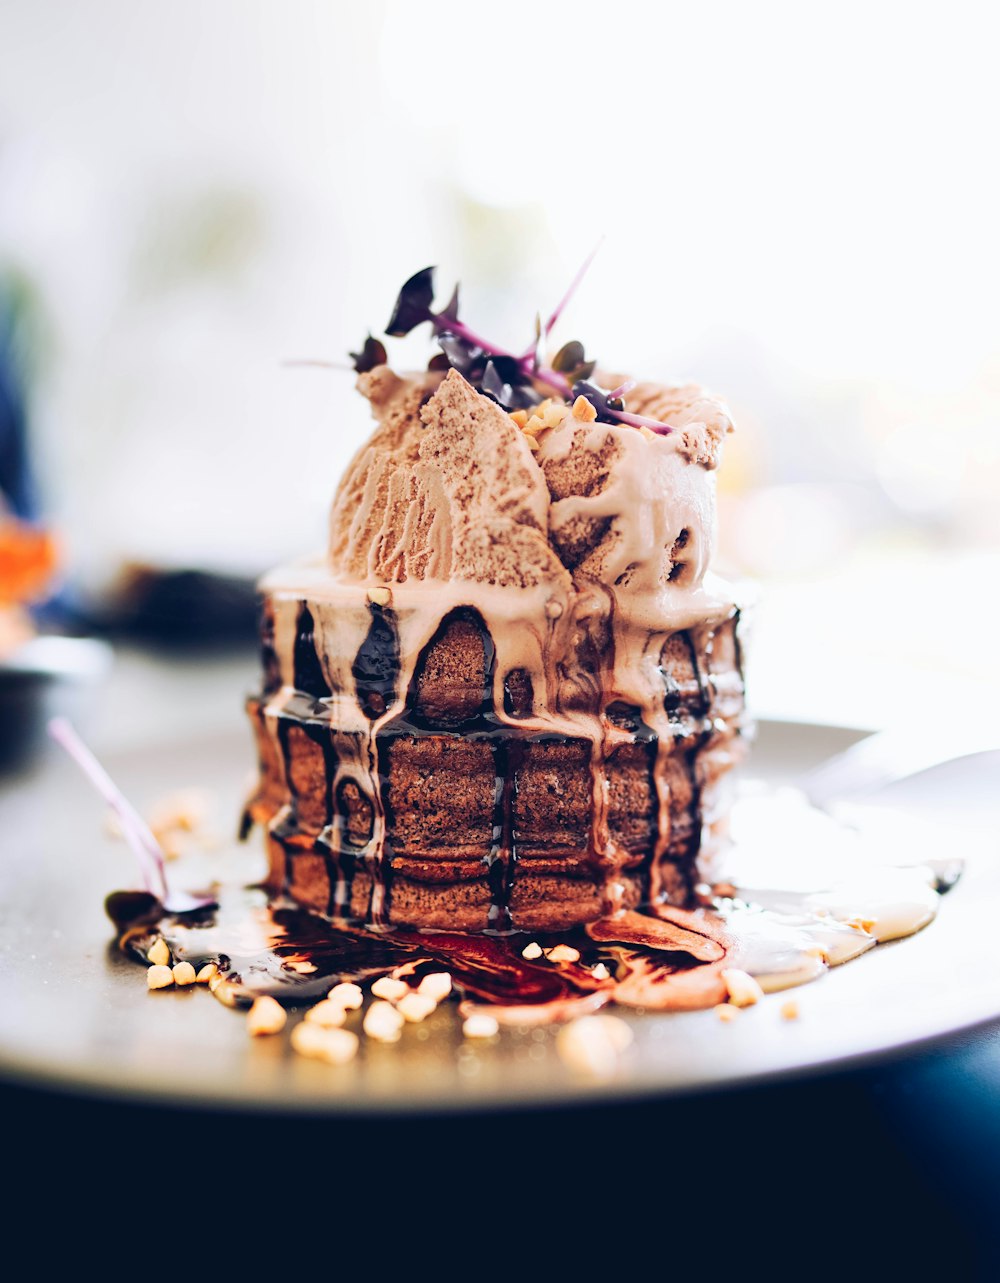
[2,0,999,736]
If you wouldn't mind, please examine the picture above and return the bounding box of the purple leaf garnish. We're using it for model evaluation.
[386,266,437,337]
[48,718,217,915]
[480,359,513,407]
[440,283,461,325]
[551,340,597,385]
[349,334,387,374]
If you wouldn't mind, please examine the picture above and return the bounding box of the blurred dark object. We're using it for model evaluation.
[91,565,260,649]
[0,279,39,522]
[0,636,111,772]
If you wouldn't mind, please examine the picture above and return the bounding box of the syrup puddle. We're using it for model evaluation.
[111,786,960,1025]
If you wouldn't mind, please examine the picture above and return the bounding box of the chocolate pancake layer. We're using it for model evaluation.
[245,594,748,932]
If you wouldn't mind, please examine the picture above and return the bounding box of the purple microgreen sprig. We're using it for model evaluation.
[48,718,216,915]
[384,266,573,409]
[325,244,676,432]
[571,379,674,436]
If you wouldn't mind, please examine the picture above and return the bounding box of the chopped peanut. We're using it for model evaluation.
[367,586,391,607]
[591,962,611,981]
[546,944,581,964]
[542,400,567,428]
[146,964,174,990]
[463,1013,500,1039]
[721,969,764,1008]
[556,1015,633,1078]
[247,995,287,1036]
[715,1003,740,1023]
[571,395,598,423]
[147,938,171,967]
[328,981,364,1010]
[305,999,348,1028]
[509,410,529,428]
[363,1000,404,1043]
[397,993,437,1023]
[780,999,800,1021]
[196,963,219,985]
[371,976,409,1003]
[521,942,543,961]
[417,972,452,1002]
[291,1023,359,1065]
[172,961,197,986]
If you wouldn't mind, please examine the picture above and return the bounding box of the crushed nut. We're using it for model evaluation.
[715,1003,740,1023]
[463,1013,500,1039]
[780,999,800,1021]
[591,962,611,981]
[417,972,452,1002]
[196,962,219,984]
[146,964,174,990]
[544,599,563,619]
[556,1015,633,1078]
[328,981,364,1010]
[371,976,409,1003]
[172,961,197,986]
[397,992,437,1023]
[546,944,581,964]
[721,969,764,1008]
[291,1022,359,1065]
[305,999,348,1028]
[541,399,567,428]
[147,938,171,967]
[363,1000,405,1043]
[571,394,598,423]
[367,586,391,607]
[521,942,544,960]
[247,995,287,1036]
[208,971,226,993]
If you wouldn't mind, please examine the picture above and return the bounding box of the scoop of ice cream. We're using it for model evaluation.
[328,365,732,606]
[329,367,568,589]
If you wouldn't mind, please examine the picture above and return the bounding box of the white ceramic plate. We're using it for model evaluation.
[0,719,996,1114]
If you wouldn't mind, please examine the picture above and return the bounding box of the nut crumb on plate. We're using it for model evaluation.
[417,972,452,1002]
[328,981,364,1009]
[147,938,170,967]
[721,968,764,1008]
[463,1013,500,1039]
[291,1022,359,1065]
[304,999,348,1028]
[172,961,197,986]
[546,944,581,964]
[247,995,286,1036]
[146,964,174,990]
[363,1000,405,1043]
[397,992,437,1023]
[370,976,409,1003]
[556,1015,633,1078]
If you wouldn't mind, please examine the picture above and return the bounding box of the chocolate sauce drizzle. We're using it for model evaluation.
[248,596,747,936]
